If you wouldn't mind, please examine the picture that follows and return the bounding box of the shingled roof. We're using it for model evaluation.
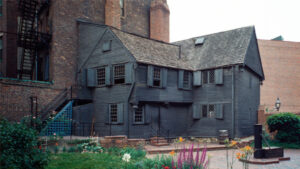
[173,26,255,70]
[110,25,263,78]
[111,28,192,70]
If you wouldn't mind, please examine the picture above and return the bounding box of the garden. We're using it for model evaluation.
[0,112,299,169]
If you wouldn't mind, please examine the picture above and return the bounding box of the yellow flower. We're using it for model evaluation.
[244,146,252,151]
[179,137,184,142]
[230,140,237,147]
[169,150,175,156]
[236,152,241,159]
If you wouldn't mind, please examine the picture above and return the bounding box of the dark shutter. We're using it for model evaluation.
[193,71,202,86]
[125,63,133,84]
[106,104,111,124]
[178,70,184,89]
[147,65,153,87]
[145,104,151,124]
[215,69,224,85]
[215,104,224,119]
[87,68,96,87]
[117,103,124,124]
[192,103,201,119]
[105,66,111,86]
[161,68,168,88]
[188,72,192,89]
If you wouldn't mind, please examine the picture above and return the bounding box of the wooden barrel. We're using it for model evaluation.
[218,130,229,144]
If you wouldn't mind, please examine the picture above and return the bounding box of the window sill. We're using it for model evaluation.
[0,77,53,88]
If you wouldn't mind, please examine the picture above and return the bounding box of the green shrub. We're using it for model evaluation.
[141,155,173,169]
[0,119,49,169]
[120,147,146,160]
[267,112,300,142]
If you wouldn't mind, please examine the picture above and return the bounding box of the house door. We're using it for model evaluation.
[150,105,160,133]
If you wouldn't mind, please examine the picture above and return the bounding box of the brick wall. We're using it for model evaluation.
[105,0,121,29]
[258,40,300,113]
[150,0,170,42]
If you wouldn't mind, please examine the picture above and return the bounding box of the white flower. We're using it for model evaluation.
[122,153,131,162]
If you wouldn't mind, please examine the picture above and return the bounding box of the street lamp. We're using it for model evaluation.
[275,97,281,111]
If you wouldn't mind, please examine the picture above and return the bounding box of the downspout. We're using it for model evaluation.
[126,63,136,138]
[231,66,235,138]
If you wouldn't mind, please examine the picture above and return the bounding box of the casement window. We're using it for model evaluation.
[114,64,125,84]
[97,67,105,86]
[120,0,125,17]
[202,69,223,85]
[102,40,112,52]
[108,103,124,124]
[153,67,161,87]
[178,70,192,89]
[193,103,224,120]
[134,106,144,124]
[87,63,133,87]
[147,65,167,88]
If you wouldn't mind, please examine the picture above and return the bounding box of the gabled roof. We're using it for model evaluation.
[110,28,193,70]
[173,26,254,70]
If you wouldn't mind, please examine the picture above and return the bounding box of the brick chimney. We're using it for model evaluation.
[105,0,121,29]
[150,0,170,43]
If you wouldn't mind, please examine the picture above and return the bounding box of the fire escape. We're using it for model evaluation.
[18,0,51,80]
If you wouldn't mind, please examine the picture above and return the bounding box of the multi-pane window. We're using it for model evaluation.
[153,67,161,87]
[134,106,144,123]
[183,71,190,88]
[0,0,2,16]
[202,104,215,118]
[203,70,215,84]
[208,104,215,118]
[120,0,125,16]
[110,104,118,123]
[114,64,125,84]
[97,67,105,86]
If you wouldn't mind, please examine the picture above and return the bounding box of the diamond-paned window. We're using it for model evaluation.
[209,70,215,83]
[183,71,190,89]
[110,104,118,122]
[134,107,144,123]
[153,67,161,87]
[203,70,215,84]
[208,104,215,118]
[114,64,125,84]
[97,67,105,86]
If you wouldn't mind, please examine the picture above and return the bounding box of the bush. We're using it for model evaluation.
[267,113,300,142]
[0,119,49,169]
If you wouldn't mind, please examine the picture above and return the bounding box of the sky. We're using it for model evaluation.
[168,0,300,42]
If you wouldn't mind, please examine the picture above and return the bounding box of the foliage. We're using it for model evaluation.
[267,112,300,142]
[141,155,173,169]
[106,147,146,160]
[0,118,49,169]
[225,139,238,169]
[236,146,253,169]
[79,141,103,153]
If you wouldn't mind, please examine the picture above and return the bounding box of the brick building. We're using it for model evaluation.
[0,0,170,121]
[258,39,300,113]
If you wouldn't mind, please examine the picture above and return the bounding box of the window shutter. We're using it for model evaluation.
[145,104,151,124]
[117,103,124,124]
[147,65,153,87]
[178,70,184,89]
[106,104,111,124]
[105,66,111,86]
[125,63,133,84]
[193,71,202,86]
[87,68,96,87]
[215,69,224,85]
[161,68,168,88]
[188,72,192,89]
[192,103,201,119]
[215,104,224,119]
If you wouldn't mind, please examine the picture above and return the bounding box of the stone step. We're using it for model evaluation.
[104,135,127,140]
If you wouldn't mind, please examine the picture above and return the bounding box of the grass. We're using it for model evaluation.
[46,153,124,169]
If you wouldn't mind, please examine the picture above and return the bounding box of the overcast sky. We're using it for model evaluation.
[168,0,300,42]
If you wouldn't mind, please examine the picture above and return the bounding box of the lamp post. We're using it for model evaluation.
[275,97,281,111]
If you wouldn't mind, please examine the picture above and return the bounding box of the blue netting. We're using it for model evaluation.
[41,101,73,136]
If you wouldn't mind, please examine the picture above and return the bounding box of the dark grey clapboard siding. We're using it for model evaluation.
[188,67,233,137]
[134,64,193,102]
[235,67,260,137]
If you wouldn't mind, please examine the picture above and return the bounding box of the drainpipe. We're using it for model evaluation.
[126,63,136,138]
[231,66,236,138]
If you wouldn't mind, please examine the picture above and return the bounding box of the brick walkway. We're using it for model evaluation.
[147,147,300,169]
